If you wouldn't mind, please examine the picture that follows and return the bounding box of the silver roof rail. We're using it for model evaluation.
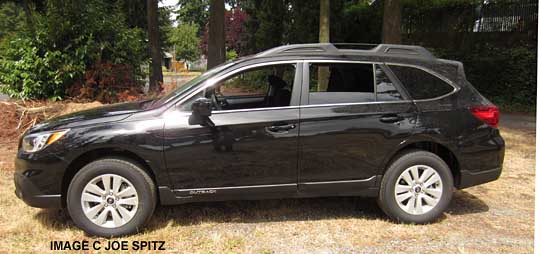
[254,43,436,59]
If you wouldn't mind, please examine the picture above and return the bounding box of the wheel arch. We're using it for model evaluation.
[381,139,461,187]
[61,147,159,207]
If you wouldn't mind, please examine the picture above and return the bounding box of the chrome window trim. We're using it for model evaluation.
[212,105,300,114]
[298,99,412,109]
[385,62,460,102]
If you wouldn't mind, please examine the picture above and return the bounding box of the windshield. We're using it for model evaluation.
[151,61,235,108]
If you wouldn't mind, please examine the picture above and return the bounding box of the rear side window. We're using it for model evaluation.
[389,65,454,100]
[308,63,375,105]
[375,64,403,101]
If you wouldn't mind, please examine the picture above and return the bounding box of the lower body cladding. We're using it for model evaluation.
[158,176,381,205]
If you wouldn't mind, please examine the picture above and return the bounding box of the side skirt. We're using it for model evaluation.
[158,176,381,206]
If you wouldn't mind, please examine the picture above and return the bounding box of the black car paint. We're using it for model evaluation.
[14,54,505,208]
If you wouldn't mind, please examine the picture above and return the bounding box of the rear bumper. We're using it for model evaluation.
[457,166,502,189]
[14,171,62,208]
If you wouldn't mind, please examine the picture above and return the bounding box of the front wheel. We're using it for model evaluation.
[67,158,156,237]
[377,150,454,223]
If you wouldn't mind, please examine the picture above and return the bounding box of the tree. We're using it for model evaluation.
[176,0,209,34]
[287,0,319,44]
[319,0,330,43]
[200,8,247,56]
[147,0,163,93]
[168,23,201,62]
[318,0,330,91]
[207,0,225,69]
[382,0,401,43]
[0,2,25,39]
[254,0,287,50]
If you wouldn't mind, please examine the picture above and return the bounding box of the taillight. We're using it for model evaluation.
[470,106,499,128]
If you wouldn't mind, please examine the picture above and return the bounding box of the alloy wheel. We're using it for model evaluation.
[394,165,443,215]
[80,174,139,228]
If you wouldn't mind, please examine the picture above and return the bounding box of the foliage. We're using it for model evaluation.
[434,45,537,111]
[0,0,148,100]
[68,62,142,103]
[167,23,201,62]
[0,2,25,39]
[200,7,248,55]
[0,35,84,100]
[226,50,238,60]
[176,0,210,34]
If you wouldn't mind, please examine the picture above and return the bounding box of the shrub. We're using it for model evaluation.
[68,62,143,103]
[434,45,537,111]
[0,0,147,101]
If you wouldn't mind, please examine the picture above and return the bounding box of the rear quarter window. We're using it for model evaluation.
[389,65,455,100]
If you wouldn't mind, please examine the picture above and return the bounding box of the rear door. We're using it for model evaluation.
[297,61,417,195]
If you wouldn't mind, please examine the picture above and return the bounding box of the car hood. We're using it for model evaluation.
[28,100,151,133]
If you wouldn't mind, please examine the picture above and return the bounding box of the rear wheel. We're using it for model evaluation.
[378,150,453,223]
[67,158,156,237]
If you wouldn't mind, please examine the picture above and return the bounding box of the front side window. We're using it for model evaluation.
[209,63,296,111]
[389,65,455,100]
[308,63,375,105]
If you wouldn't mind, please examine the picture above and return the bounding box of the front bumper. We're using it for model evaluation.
[14,171,62,208]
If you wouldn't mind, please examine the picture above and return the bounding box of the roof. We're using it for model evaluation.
[254,43,436,60]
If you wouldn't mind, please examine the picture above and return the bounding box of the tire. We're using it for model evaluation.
[377,150,453,224]
[67,158,157,237]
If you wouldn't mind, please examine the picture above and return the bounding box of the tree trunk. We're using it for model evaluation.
[21,0,35,34]
[318,0,330,92]
[207,0,226,69]
[382,0,401,44]
[319,0,330,43]
[147,0,163,93]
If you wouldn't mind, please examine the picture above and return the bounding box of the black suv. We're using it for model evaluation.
[14,43,505,237]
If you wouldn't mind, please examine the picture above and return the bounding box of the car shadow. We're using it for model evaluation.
[33,190,489,233]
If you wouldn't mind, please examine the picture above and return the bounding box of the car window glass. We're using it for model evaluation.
[309,63,375,105]
[389,65,454,100]
[375,64,403,101]
[211,64,296,110]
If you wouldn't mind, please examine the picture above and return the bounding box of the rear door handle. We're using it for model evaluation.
[267,124,296,133]
[380,114,403,123]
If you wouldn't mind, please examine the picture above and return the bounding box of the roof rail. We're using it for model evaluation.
[373,44,435,59]
[254,43,435,59]
[254,43,339,57]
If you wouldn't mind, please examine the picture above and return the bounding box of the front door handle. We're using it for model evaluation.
[380,114,403,123]
[267,124,297,133]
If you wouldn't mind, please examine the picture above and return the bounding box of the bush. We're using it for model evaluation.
[433,45,536,111]
[0,35,84,101]
[68,62,143,103]
[0,0,147,101]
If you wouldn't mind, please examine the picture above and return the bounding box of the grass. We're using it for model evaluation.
[0,117,534,253]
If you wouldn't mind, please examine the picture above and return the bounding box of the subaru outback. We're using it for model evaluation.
[14,43,505,237]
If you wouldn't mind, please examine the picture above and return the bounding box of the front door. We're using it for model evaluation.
[163,62,302,200]
[298,61,417,195]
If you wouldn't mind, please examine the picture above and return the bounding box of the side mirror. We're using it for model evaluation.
[188,97,213,126]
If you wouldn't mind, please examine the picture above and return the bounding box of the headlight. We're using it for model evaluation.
[21,130,69,153]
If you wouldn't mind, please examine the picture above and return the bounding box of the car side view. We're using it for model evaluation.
[14,43,505,237]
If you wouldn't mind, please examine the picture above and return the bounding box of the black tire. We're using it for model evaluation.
[377,150,453,223]
[66,158,157,237]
